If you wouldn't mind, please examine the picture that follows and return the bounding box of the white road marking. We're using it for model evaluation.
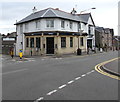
[68,80,74,84]
[91,70,95,72]
[81,74,86,77]
[75,77,81,80]
[58,84,66,89]
[47,90,57,95]
[41,59,45,60]
[86,72,91,74]
[2,69,28,75]
[37,97,44,101]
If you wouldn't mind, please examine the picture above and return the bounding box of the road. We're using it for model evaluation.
[2,51,119,101]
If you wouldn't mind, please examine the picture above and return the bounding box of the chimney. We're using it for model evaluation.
[71,8,77,15]
[32,6,37,13]
[55,8,59,10]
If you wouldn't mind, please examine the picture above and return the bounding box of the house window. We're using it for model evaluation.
[25,23,29,31]
[80,37,84,46]
[36,37,41,48]
[78,23,81,31]
[46,19,54,28]
[20,25,23,34]
[30,38,34,48]
[70,21,73,29]
[61,37,66,48]
[70,37,73,47]
[36,20,40,29]
[26,38,29,47]
[61,20,65,28]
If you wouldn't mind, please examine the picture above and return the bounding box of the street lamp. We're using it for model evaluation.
[77,7,96,55]
[80,7,96,14]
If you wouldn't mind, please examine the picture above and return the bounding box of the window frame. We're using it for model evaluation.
[61,20,65,28]
[70,37,73,47]
[80,37,84,46]
[36,20,40,29]
[26,37,29,47]
[30,37,34,48]
[61,37,66,48]
[36,37,41,48]
[70,21,73,29]
[46,19,54,28]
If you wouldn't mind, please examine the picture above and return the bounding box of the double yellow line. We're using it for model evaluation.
[95,57,120,80]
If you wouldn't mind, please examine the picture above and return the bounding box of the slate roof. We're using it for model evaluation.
[16,8,94,25]
[95,27,104,32]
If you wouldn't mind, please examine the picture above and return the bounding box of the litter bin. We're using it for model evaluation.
[77,48,82,55]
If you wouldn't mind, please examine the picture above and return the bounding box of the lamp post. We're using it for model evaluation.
[80,7,96,14]
[77,7,96,55]
[77,29,83,55]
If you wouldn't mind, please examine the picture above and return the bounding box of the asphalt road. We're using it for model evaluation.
[2,51,119,101]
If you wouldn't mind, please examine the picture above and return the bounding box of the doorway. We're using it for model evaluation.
[46,37,54,54]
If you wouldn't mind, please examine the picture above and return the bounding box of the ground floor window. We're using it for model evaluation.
[36,37,41,48]
[61,37,66,48]
[30,38,34,48]
[26,38,29,47]
[80,37,84,46]
[70,37,73,47]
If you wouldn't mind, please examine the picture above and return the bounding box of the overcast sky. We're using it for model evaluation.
[0,0,119,35]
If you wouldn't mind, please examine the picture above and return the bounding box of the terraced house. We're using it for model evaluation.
[15,7,95,56]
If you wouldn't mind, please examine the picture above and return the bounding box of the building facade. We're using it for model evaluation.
[95,27,114,51]
[15,8,95,56]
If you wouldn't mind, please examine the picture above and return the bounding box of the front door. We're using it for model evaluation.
[46,37,54,54]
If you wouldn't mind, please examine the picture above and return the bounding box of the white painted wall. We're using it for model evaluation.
[22,18,80,33]
[16,18,89,55]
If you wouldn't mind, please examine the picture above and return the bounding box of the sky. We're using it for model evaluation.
[0,0,119,35]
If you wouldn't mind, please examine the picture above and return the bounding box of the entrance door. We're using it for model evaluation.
[46,37,54,54]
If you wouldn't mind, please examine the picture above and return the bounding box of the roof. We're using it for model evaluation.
[15,8,94,25]
[95,27,104,32]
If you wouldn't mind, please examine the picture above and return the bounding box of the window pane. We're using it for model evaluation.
[26,38,29,47]
[20,25,23,34]
[36,20,40,28]
[80,37,84,46]
[46,20,49,27]
[70,37,73,47]
[61,20,65,28]
[30,38,34,48]
[70,21,72,29]
[46,20,54,28]
[36,37,41,48]
[61,37,66,48]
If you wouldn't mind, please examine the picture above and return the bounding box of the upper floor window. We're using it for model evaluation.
[25,23,29,31]
[70,21,73,29]
[20,25,23,34]
[36,20,40,29]
[61,20,65,28]
[46,19,54,28]
[78,23,81,30]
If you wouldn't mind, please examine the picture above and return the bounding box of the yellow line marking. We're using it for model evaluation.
[95,57,120,80]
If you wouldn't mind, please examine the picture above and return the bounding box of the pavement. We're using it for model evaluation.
[103,58,120,75]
